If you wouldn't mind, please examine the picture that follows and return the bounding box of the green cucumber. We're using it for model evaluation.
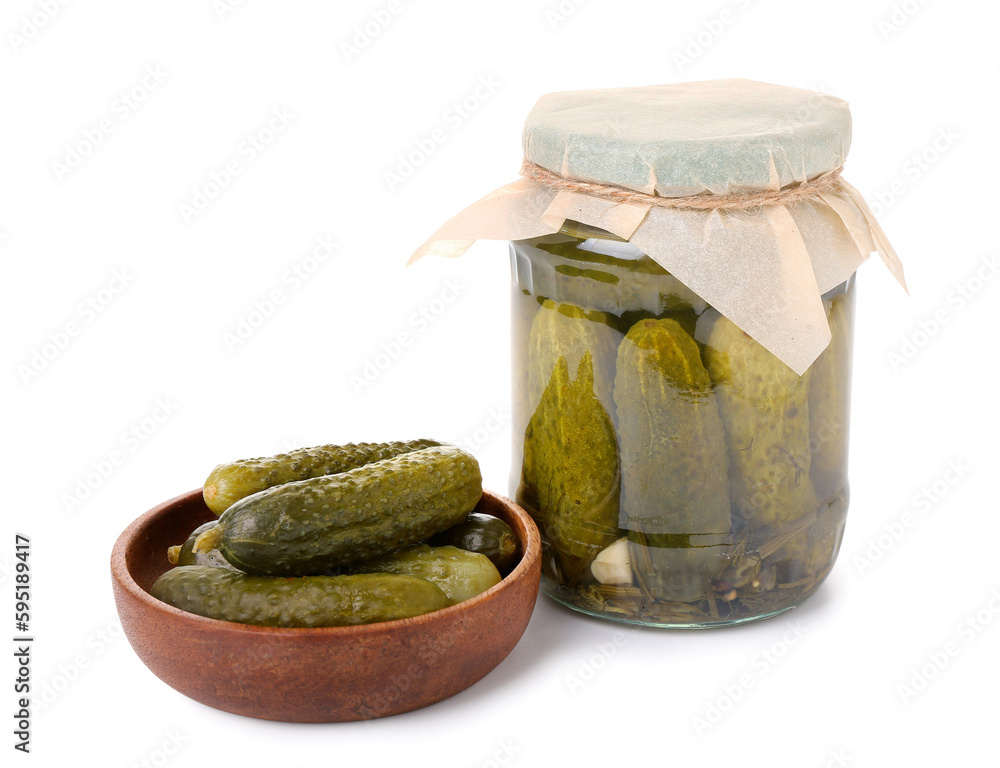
[522,353,621,577]
[428,513,519,574]
[705,315,819,527]
[527,299,621,416]
[202,439,442,515]
[351,544,501,605]
[809,295,854,502]
[198,445,483,576]
[150,566,449,627]
[614,318,731,536]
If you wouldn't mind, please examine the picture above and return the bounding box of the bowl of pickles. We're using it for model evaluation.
[111,440,542,722]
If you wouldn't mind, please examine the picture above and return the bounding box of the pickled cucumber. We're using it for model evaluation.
[167,520,240,572]
[614,318,731,536]
[531,231,706,316]
[428,513,519,574]
[150,566,449,627]
[521,353,620,577]
[775,488,848,583]
[804,488,848,575]
[705,316,819,527]
[203,439,442,515]
[200,445,483,576]
[351,544,501,605]
[809,296,853,501]
[527,299,621,415]
[629,534,731,603]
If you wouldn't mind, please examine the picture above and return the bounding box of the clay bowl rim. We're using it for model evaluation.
[111,487,542,639]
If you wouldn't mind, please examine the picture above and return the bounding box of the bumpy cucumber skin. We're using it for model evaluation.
[705,316,819,527]
[350,544,501,605]
[615,318,731,536]
[150,566,449,627]
[809,295,854,502]
[203,439,442,515]
[522,353,620,573]
[428,513,519,574]
[527,299,621,417]
[174,521,240,571]
[217,445,483,576]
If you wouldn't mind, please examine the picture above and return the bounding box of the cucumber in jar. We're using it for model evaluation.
[705,315,820,528]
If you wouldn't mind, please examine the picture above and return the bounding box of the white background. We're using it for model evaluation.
[3,0,997,766]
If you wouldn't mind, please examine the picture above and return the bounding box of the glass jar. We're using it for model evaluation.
[510,221,854,628]
[411,79,904,626]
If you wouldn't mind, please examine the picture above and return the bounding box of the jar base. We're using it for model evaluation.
[542,584,815,629]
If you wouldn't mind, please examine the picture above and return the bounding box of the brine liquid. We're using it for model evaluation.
[509,231,854,628]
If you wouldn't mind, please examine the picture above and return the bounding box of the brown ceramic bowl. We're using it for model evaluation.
[111,488,541,722]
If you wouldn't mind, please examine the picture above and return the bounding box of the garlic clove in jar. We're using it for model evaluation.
[591,537,634,585]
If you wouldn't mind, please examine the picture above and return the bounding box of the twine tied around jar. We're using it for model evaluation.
[519,159,845,212]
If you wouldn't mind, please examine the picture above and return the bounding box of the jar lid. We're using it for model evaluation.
[522,79,851,197]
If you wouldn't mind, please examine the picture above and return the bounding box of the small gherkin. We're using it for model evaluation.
[151,567,450,628]
[197,445,483,577]
[202,439,442,515]
[705,315,819,527]
[427,513,519,574]
[527,299,621,416]
[614,318,731,536]
[809,295,854,502]
[521,352,621,575]
[349,544,501,606]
